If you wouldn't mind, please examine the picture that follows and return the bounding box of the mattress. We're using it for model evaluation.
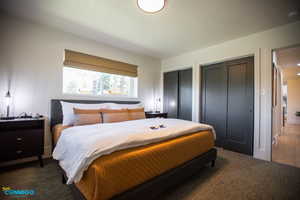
[74,130,214,200]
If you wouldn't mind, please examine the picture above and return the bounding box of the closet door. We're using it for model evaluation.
[178,69,193,120]
[201,63,228,147]
[224,57,254,155]
[163,71,179,118]
[201,57,254,155]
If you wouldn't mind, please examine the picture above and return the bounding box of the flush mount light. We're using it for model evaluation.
[297,72,300,76]
[297,63,300,66]
[137,0,166,13]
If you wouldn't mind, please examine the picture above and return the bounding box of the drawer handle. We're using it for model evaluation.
[16,150,23,154]
[17,137,23,141]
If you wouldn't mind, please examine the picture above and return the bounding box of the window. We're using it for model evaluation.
[63,67,138,97]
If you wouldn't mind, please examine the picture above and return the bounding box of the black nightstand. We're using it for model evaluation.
[145,112,168,118]
[0,118,45,167]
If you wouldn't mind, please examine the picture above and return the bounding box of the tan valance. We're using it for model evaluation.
[63,49,138,77]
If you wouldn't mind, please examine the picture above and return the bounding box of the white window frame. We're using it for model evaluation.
[62,67,138,98]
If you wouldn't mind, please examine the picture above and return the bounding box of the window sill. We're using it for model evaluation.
[62,93,140,101]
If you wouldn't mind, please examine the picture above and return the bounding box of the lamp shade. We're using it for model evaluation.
[5,91,11,107]
[137,0,165,13]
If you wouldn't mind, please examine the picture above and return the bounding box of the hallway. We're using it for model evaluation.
[272,124,300,168]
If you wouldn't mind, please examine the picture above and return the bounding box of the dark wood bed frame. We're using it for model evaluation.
[50,99,217,200]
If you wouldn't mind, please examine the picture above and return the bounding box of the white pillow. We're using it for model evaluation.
[60,101,112,126]
[108,103,144,109]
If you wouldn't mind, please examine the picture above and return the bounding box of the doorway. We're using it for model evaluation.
[272,45,300,168]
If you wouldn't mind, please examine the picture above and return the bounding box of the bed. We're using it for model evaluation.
[50,99,217,200]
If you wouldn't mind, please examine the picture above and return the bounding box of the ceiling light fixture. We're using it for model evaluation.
[297,63,300,66]
[297,73,300,76]
[137,0,166,13]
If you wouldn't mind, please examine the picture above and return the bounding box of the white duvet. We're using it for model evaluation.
[52,118,215,184]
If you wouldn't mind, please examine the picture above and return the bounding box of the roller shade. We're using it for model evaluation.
[63,49,138,77]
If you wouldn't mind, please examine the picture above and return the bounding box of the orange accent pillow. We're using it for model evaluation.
[101,109,131,123]
[73,108,103,126]
[73,108,102,114]
[74,114,102,126]
[128,108,146,120]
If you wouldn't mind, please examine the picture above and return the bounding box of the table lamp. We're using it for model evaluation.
[5,90,11,117]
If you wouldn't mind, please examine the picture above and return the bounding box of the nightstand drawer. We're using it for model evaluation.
[0,129,44,161]
[0,148,39,161]
[0,129,43,144]
[0,118,45,166]
[0,120,44,131]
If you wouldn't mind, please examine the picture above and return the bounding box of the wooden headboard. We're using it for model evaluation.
[50,99,140,129]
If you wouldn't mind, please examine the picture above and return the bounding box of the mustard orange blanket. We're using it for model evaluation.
[53,118,215,184]
[76,130,214,200]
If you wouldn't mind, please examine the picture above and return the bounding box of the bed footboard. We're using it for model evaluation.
[64,148,217,200]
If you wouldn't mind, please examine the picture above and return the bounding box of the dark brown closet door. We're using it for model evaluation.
[224,57,254,155]
[178,69,193,120]
[201,63,228,147]
[163,71,179,118]
[201,57,254,155]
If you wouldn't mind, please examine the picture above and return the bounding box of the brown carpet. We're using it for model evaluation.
[0,148,299,200]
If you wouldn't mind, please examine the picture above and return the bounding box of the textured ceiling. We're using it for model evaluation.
[276,46,300,82]
[1,0,300,58]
